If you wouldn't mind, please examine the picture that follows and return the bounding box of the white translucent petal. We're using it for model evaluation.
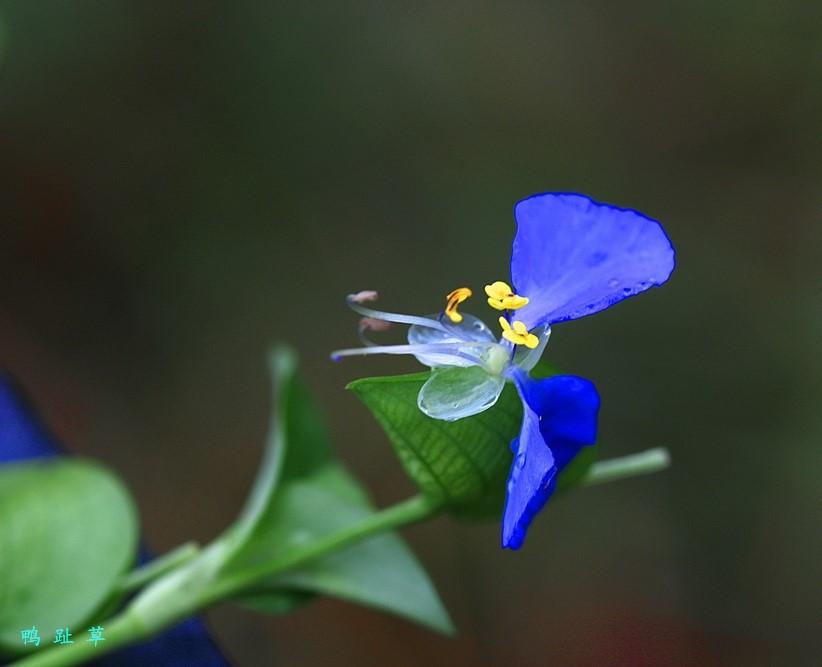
[408,313,497,367]
[417,366,506,422]
[512,325,551,372]
[408,313,496,345]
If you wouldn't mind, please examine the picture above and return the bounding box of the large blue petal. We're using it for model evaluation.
[0,369,231,667]
[501,374,600,550]
[511,193,675,328]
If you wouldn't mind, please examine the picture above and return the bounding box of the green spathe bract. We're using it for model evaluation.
[349,361,599,521]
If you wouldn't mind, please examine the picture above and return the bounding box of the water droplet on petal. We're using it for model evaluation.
[608,279,619,288]
[515,453,526,470]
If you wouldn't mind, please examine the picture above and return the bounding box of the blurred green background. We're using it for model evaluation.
[1,2,821,665]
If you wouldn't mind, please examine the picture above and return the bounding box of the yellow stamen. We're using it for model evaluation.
[499,317,539,349]
[485,281,529,311]
[444,287,472,323]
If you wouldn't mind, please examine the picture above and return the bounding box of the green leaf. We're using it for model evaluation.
[235,588,314,615]
[218,346,454,634]
[225,346,333,554]
[0,459,138,653]
[228,467,454,634]
[348,361,598,518]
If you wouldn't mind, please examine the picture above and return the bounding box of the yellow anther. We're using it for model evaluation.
[485,281,529,311]
[444,287,472,323]
[499,317,539,349]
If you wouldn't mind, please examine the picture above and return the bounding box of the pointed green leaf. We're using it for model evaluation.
[235,588,314,615]
[217,345,338,570]
[218,346,454,634]
[228,466,454,634]
[0,459,138,653]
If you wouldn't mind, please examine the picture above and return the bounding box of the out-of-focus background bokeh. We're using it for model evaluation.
[1,2,820,665]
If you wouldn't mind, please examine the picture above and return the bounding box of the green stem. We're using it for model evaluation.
[117,541,200,595]
[198,493,443,606]
[583,447,671,486]
[10,494,443,667]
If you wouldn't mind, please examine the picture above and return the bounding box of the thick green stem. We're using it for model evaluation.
[198,493,443,606]
[118,541,200,595]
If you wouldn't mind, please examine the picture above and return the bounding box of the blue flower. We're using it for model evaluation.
[333,192,675,549]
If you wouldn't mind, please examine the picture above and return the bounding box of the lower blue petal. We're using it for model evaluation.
[524,374,600,472]
[501,374,600,550]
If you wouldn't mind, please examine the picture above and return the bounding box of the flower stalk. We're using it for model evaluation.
[582,447,671,486]
[8,448,667,667]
